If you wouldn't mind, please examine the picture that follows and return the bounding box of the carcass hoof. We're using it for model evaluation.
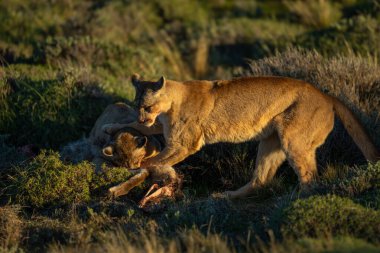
[138,184,179,213]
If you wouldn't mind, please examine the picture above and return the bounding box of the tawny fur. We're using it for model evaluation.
[129,75,379,198]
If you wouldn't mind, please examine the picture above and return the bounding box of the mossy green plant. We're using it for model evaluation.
[8,151,143,208]
[10,151,93,207]
[281,194,380,243]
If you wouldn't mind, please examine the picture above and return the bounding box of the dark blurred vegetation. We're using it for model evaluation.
[1,0,380,252]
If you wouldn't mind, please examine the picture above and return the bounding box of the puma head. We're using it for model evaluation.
[131,74,171,127]
[102,128,150,169]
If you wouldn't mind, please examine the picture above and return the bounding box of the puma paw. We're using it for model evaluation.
[108,186,124,199]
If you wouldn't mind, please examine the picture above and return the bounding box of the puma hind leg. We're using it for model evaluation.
[275,101,335,187]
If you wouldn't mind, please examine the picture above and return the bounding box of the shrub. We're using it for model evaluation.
[211,18,305,44]
[255,235,380,253]
[34,36,176,95]
[33,34,195,91]
[356,189,380,210]
[281,195,380,243]
[7,151,139,208]
[87,0,162,45]
[248,48,380,117]
[0,68,113,148]
[324,162,380,196]
[0,0,89,63]
[9,151,93,207]
[296,15,380,58]
[155,0,209,31]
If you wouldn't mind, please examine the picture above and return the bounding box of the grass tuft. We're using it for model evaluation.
[6,151,141,208]
[280,194,380,243]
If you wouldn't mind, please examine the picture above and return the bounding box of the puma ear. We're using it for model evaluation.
[135,136,147,148]
[102,146,114,157]
[131,73,141,87]
[155,76,166,90]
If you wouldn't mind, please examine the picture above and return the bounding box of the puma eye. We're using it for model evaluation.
[145,106,153,113]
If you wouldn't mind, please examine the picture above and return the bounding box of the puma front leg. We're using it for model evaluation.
[141,145,191,168]
[223,133,286,199]
[141,128,204,167]
[125,121,163,135]
[102,121,163,136]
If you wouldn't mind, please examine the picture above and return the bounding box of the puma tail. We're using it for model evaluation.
[331,96,379,162]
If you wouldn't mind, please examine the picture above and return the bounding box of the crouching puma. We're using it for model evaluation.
[102,127,182,208]
[61,102,182,207]
[60,102,138,171]
[127,74,379,199]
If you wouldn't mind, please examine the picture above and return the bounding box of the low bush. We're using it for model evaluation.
[87,0,162,45]
[280,195,380,243]
[321,162,380,197]
[7,151,141,208]
[0,0,89,63]
[8,151,93,207]
[356,189,380,210]
[255,235,380,253]
[296,15,380,58]
[0,68,113,148]
[284,0,342,28]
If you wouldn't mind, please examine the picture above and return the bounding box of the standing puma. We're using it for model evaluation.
[129,74,379,198]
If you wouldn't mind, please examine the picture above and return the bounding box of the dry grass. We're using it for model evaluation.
[49,228,234,253]
[248,48,380,115]
[0,205,22,250]
[193,35,209,79]
[284,0,342,28]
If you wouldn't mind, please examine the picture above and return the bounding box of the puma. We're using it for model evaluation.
[128,74,379,198]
